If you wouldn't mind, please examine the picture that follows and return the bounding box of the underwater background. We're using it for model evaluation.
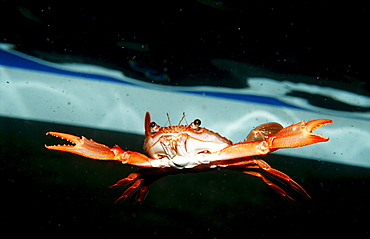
[1,1,369,238]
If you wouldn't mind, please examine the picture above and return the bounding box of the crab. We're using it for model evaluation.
[45,112,331,203]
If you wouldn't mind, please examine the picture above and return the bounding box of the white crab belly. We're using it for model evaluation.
[146,134,230,169]
[147,153,220,169]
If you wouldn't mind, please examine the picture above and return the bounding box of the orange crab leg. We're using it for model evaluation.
[202,118,331,161]
[227,159,311,201]
[255,159,311,199]
[214,141,270,160]
[109,168,170,203]
[45,132,156,167]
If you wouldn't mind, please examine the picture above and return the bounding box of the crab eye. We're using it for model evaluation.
[194,119,201,127]
[150,122,160,133]
[190,119,202,131]
[150,122,156,128]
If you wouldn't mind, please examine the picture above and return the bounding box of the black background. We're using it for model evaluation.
[1,1,367,91]
[1,1,369,238]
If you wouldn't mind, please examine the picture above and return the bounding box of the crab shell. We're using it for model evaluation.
[143,112,232,168]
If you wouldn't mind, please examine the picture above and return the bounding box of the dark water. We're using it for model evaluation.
[1,2,367,92]
[1,116,370,237]
[1,2,369,238]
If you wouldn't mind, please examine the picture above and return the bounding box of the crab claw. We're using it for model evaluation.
[45,132,156,167]
[45,132,117,160]
[269,119,332,149]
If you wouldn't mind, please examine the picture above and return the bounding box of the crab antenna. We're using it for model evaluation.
[178,112,187,125]
[166,113,172,127]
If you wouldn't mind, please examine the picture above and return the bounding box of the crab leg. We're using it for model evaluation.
[228,159,310,201]
[255,159,311,199]
[109,168,170,203]
[45,132,160,168]
[206,118,331,162]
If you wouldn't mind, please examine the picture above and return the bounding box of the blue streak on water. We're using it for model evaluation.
[0,48,315,111]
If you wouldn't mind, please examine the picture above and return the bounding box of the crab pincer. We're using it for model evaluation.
[46,132,117,159]
[269,119,332,149]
